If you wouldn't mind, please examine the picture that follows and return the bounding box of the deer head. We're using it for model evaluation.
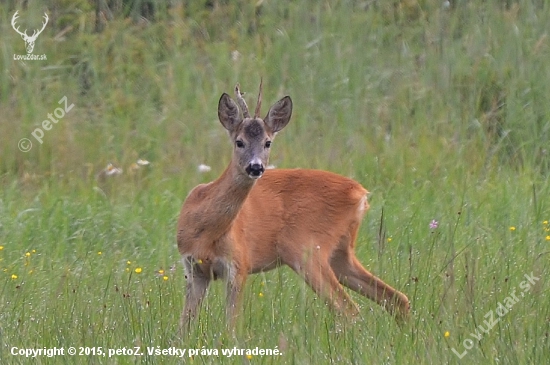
[11,11,49,54]
[217,81,293,179]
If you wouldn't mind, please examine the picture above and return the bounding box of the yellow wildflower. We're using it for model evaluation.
[509,226,516,231]
[11,274,17,280]
[444,331,450,338]
[25,252,31,257]
[163,276,169,281]
[98,251,102,255]
[135,267,142,274]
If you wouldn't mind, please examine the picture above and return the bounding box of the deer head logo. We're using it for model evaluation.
[11,11,48,54]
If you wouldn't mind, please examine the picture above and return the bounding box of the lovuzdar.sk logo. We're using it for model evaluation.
[11,11,48,61]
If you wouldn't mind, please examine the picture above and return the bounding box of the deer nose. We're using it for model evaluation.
[246,163,264,178]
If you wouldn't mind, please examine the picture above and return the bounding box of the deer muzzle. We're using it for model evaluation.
[246,163,264,179]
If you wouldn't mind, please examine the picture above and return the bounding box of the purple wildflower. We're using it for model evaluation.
[429,219,439,230]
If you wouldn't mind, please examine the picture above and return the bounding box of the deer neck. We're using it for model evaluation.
[200,160,256,239]
[216,160,255,211]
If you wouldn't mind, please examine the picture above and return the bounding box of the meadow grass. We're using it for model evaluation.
[1,0,550,363]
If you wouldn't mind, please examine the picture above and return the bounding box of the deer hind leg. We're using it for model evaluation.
[180,256,211,332]
[290,249,359,316]
[330,249,410,322]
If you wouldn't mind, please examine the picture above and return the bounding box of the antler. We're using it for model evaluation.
[11,11,28,38]
[234,83,251,118]
[11,11,48,40]
[29,13,49,40]
[253,78,263,119]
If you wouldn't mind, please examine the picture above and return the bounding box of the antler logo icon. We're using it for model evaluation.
[11,11,48,54]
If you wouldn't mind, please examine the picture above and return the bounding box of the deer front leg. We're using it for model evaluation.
[225,270,247,331]
[180,257,210,333]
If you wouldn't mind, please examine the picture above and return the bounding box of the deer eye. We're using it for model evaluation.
[235,140,245,148]
[264,141,272,149]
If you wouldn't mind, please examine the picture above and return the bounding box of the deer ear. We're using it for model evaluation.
[264,96,292,133]
[218,93,242,132]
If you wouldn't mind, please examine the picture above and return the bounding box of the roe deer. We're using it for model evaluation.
[177,82,410,331]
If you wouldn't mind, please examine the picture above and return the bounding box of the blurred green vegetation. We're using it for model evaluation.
[0,1,549,364]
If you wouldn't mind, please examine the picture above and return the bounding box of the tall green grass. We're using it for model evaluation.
[1,0,549,363]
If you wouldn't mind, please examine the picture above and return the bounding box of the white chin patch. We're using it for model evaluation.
[248,173,262,179]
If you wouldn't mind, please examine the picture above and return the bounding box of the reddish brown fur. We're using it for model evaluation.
[177,85,410,332]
